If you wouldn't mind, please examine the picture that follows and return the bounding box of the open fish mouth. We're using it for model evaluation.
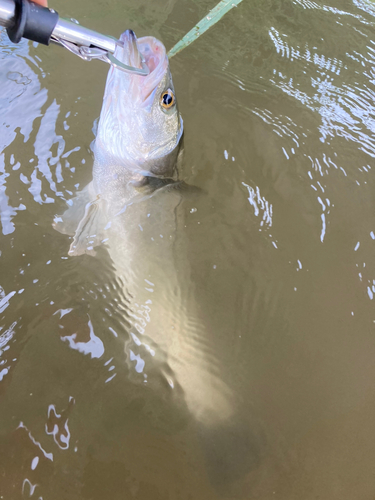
[115,30,143,69]
[112,29,169,103]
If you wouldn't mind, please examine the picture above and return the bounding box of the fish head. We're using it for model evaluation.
[96,29,183,175]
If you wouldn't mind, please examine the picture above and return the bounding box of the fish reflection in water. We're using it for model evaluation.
[54,29,260,493]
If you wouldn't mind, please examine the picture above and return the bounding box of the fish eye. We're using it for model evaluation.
[160,89,175,109]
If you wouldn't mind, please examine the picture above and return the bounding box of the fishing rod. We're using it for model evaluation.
[0,0,149,75]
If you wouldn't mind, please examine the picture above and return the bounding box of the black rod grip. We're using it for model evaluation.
[7,0,58,45]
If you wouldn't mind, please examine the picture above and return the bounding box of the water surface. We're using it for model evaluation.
[1,0,375,498]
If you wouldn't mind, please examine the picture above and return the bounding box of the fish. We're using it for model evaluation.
[54,28,229,423]
[54,29,260,493]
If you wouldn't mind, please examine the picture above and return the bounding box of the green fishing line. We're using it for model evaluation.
[168,0,243,58]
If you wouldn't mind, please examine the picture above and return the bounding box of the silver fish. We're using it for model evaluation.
[54,29,259,491]
[55,28,234,426]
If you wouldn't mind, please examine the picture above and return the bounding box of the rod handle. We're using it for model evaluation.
[7,0,58,45]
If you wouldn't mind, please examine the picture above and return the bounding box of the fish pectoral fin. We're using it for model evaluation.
[144,177,204,196]
[53,183,96,236]
[53,183,108,257]
[68,197,106,256]
[164,180,203,195]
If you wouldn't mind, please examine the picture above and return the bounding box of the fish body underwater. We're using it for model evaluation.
[54,30,260,494]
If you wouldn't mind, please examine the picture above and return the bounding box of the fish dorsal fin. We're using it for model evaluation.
[53,182,108,257]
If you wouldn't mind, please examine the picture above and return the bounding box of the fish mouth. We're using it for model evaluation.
[113,30,169,103]
[116,30,142,69]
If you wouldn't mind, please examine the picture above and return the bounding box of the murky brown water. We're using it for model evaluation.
[1,0,375,498]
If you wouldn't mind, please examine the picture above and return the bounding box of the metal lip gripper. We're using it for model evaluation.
[0,0,149,76]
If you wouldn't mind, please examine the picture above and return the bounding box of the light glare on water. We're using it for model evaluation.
[1,0,375,499]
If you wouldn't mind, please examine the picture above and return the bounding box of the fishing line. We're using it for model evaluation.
[168,0,243,59]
